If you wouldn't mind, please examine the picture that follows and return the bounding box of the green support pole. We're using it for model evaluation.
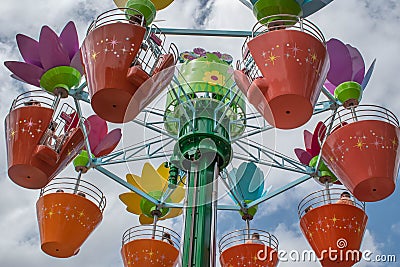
[182,161,216,266]
[165,58,239,266]
[169,101,232,267]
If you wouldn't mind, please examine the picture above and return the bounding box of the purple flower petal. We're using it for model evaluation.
[16,34,42,68]
[86,115,108,151]
[212,51,222,58]
[39,25,71,71]
[326,38,353,86]
[361,59,376,90]
[324,80,336,95]
[70,51,84,75]
[11,74,28,83]
[193,47,206,55]
[346,44,365,84]
[4,61,43,87]
[294,148,313,165]
[59,21,79,60]
[93,128,122,157]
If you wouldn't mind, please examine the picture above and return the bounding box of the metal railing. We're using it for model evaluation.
[86,8,146,34]
[297,188,365,219]
[40,177,106,212]
[133,24,178,76]
[218,228,279,253]
[318,105,399,143]
[10,90,55,111]
[122,225,181,249]
[252,14,325,43]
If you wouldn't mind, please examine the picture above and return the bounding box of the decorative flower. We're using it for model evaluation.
[250,0,333,18]
[294,121,327,164]
[4,21,83,88]
[324,38,376,104]
[179,48,233,65]
[85,115,122,157]
[212,51,222,58]
[193,47,206,56]
[227,162,268,219]
[221,53,233,65]
[228,162,266,201]
[294,122,341,184]
[119,162,185,224]
[202,70,225,86]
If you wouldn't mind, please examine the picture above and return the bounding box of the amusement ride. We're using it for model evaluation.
[3,0,400,266]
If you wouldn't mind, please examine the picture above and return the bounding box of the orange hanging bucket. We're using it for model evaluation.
[6,91,85,189]
[298,189,368,267]
[320,105,400,202]
[82,9,146,123]
[244,15,329,129]
[36,177,106,258]
[121,225,180,267]
[219,229,279,267]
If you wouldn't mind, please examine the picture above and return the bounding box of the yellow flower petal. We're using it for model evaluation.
[138,162,168,193]
[169,186,185,203]
[139,214,154,225]
[126,174,144,192]
[157,163,170,180]
[162,208,183,219]
[119,192,142,215]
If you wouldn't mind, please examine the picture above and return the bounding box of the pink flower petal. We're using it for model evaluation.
[86,115,108,151]
[294,148,313,165]
[304,130,313,153]
[93,129,122,157]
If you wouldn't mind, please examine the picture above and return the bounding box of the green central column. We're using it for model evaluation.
[183,161,216,266]
[169,100,232,267]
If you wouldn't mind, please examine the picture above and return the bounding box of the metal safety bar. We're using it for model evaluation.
[318,104,400,143]
[86,8,146,34]
[218,228,279,253]
[122,225,181,249]
[10,90,55,111]
[39,177,107,212]
[297,188,365,219]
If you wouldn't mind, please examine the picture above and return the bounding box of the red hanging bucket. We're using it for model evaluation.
[121,225,180,267]
[320,105,400,202]
[82,9,146,123]
[243,15,329,129]
[6,91,85,189]
[219,229,279,267]
[36,177,106,258]
[298,189,368,267]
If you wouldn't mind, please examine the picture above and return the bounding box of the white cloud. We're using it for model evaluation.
[391,222,400,235]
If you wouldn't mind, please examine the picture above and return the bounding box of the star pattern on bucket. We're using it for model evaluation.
[9,117,44,140]
[260,42,322,73]
[37,194,102,232]
[83,35,137,64]
[124,247,176,266]
[328,129,399,162]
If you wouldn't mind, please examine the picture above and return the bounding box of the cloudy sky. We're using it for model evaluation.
[0,0,399,266]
